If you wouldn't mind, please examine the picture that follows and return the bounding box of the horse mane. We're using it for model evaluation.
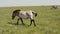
[13,10,21,13]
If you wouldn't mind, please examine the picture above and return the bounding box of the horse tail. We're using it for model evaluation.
[32,11,37,17]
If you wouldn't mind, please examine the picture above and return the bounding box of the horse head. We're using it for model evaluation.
[12,10,21,20]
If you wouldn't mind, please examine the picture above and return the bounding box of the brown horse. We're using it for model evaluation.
[12,10,37,26]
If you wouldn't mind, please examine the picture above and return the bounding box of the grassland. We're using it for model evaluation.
[0,6,60,34]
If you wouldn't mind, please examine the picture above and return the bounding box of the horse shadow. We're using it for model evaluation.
[7,22,30,27]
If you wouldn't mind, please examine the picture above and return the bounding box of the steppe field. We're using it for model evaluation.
[0,6,60,34]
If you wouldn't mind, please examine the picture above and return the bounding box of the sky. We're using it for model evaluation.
[0,0,60,7]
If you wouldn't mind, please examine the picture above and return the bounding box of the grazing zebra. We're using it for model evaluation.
[12,10,37,26]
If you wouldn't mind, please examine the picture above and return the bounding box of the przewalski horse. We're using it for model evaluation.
[12,10,37,26]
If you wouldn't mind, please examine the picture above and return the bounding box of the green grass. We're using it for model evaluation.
[0,6,60,34]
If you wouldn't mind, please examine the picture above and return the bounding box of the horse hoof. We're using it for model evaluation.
[15,24,18,25]
[22,24,25,25]
[34,25,36,26]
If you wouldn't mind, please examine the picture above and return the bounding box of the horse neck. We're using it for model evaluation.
[13,12,19,16]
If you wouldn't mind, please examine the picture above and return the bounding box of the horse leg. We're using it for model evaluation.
[17,18,19,25]
[30,19,32,26]
[30,19,36,26]
[20,18,25,25]
[32,19,36,26]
